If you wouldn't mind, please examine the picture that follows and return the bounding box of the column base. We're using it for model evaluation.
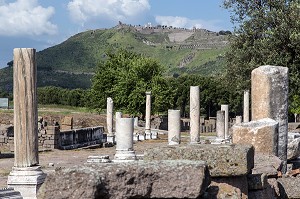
[7,166,46,199]
[114,150,137,162]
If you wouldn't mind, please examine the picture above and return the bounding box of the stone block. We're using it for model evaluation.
[209,176,248,199]
[61,116,73,126]
[232,118,278,155]
[60,124,72,130]
[144,144,254,177]
[277,177,300,199]
[252,153,282,177]
[287,137,300,160]
[247,173,267,190]
[38,160,210,199]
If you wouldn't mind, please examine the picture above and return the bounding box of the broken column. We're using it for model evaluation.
[106,97,114,143]
[7,48,46,198]
[168,110,181,145]
[216,110,225,140]
[145,91,151,139]
[221,105,229,139]
[190,86,200,144]
[251,65,288,172]
[244,90,250,122]
[236,116,242,125]
[114,118,136,161]
[232,118,279,155]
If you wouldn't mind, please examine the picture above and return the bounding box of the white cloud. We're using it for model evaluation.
[155,16,222,31]
[0,0,57,36]
[67,0,150,25]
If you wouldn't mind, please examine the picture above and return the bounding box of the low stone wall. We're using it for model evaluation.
[0,125,104,150]
[59,126,104,150]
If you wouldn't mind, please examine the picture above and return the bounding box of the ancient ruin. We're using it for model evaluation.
[7,48,46,199]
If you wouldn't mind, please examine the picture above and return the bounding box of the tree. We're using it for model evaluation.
[290,95,300,122]
[90,49,164,117]
[223,0,300,96]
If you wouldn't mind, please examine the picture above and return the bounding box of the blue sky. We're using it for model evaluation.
[0,0,233,67]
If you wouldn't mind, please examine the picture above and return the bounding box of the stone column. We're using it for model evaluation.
[216,110,225,139]
[106,98,114,143]
[114,118,137,162]
[190,86,200,144]
[221,105,229,139]
[145,91,151,139]
[134,117,139,127]
[114,112,122,142]
[243,90,250,122]
[107,98,113,135]
[168,110,181,145]
[8,48,46,198]
[236,116,243,125]
[252,65,288,172]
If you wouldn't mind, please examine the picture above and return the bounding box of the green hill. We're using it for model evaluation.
[0,24,229,91]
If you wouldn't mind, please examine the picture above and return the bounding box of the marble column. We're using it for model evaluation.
[114,118,137,161]
[252,65,288,173]
[243,90,250,122]
[145,91,151,139]
[168,110,181,145]
[221,105,229,139]
[114,112,122,142]
[106,98,114,143]
[107,97,113,135]
[8,48,46,199]
[216,110,225,139]
[190,86,200,144]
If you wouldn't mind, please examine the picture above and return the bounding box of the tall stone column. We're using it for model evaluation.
[243,90,250,122]
[8,48,45,198]
[252,65,288,173]
[145,91,151,139]
[221,105,229,139]
[106,98,114,143]
[216,110,225,139]
[190,86,200,144]
[114,118,137,162]
[168,110,181,145]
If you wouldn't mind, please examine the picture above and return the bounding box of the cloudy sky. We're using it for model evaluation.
[0,0,232,67]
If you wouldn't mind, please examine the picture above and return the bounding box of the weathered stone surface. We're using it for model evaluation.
[252,153,282,177]
[13,48,39,167]
[247,173,267,190]
[144,144,254,177]
[277,177,300,199]
[210,176,248,199]
[168,109,181,145]
[38,160,210,199]
[232,118,278,155]
[251,65,289,172]
[287,137,300,160]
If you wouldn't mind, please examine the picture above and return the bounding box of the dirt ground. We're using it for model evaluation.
[0,137,173,188]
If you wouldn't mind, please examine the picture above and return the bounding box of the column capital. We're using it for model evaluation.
[145,91,151,95]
